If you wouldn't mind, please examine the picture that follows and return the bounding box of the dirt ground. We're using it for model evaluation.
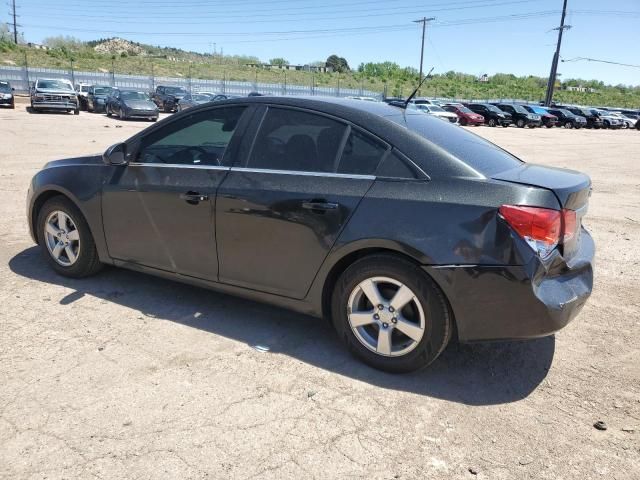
[1,104,639,480]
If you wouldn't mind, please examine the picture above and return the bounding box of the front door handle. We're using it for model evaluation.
[180,191,209,204]
[301,200,339,212]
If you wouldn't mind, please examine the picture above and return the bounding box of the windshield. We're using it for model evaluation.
[94,87,111,95]
[483,104,503,113]
[389,113,522,176]
[452,105,473,114]
[166,87,188,95]
[559,109,574,117]
[428,105,446,113]
[529,106,547,114]
[0,82,10,92]
[511,105,528,114]
[193,94,213,102]
[121,91,149,100]
[37,80,73,91]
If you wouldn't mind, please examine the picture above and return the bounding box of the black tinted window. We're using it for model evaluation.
[389,113,523,176]
[248,108,347,172]
[376,151,419,179]
[338,129,388,175]
[138,107,245,166]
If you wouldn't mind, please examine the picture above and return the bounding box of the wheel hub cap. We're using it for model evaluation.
[44,210,81,267]
[347,276,426,357]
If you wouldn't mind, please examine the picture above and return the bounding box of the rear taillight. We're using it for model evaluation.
[499,205,576,258]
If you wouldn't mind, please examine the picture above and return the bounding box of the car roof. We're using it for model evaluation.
[213,95,404,118]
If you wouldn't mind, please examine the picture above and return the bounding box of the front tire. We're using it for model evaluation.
[564,121,574,129]
[36,196,102,278]
[487,118,497,127]
[106,104,112,117]
[331,254,451,373]
[516,119,525,128]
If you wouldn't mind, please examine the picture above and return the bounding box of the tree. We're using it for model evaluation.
[326,54,350,73]
[269,57,289,66]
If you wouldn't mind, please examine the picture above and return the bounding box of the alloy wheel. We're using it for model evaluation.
[44,210,81,267]
[347,276,426,357]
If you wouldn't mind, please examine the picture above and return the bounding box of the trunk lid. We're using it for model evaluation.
[493,163,591,257]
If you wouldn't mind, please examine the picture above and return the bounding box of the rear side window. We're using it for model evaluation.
[388,113,523,176]
[376,150,420,179]
[338,129,388,175]
[248,108,348,173]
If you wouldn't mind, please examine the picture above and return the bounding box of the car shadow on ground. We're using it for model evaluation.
[10,246,555,406]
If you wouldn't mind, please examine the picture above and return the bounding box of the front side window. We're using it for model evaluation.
[137,107,245,166]
[248,108,348,172]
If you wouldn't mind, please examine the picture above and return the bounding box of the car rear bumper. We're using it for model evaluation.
[425,229,594,342]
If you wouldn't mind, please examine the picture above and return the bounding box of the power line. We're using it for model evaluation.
[562,57,640,69]
[20,10,562,38]
[20,0,535,24]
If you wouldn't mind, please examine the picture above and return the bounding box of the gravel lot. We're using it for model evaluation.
[1,104,639,480]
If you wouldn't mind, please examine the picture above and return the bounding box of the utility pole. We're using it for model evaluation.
[413,17,435,86]
[544,0,570,106]
[10,0,19,44]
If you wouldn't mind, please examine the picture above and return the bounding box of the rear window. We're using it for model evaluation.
[388,113,523,176]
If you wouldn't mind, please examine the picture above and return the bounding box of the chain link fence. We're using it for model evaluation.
[0,65,382,99]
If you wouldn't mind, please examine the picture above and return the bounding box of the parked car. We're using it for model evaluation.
[608,112,637,129]
[105,89,159,121]
[151,85,189,113]
[463,103,512,127]
[521,105,558,128]
[409,97,437,106]
[559,106,602,129]
[26,96,594,373]
[86,85,112,113]
[0,80,14,109]
[492,103,542,128]
[442,103,485,126]
[617,109,639,121]
[75,83,92,111]
[30,78,79,114]
[176,92,230,111]
[592,109,623,129]
[414,104,459,124]
[545,108,587,129]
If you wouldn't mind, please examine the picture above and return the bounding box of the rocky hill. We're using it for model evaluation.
[93,38,147,56]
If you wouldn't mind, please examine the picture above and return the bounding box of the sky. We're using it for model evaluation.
[6,0,640,86]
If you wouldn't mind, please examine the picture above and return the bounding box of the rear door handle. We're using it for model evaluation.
[180,191,209,204]
[301,200,339,212]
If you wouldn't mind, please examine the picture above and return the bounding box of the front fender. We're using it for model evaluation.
[28,162,112,263]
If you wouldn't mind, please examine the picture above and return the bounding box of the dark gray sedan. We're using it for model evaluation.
[105,89,159,121]
[26,97,594,372]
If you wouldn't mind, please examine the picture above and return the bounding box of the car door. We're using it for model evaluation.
[215,105,389,299]
[102,105,250,280]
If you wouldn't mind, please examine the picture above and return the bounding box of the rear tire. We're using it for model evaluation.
[36,196,103,278]
[331,254,451,373]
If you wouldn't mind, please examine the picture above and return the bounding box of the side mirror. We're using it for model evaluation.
[103,143,128,166]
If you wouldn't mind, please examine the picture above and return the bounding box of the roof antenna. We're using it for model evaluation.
[405,67,434,108]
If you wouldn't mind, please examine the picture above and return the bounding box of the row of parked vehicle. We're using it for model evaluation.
[382,97,640,130]
[3,77,639,131]
[0,78,241,121]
